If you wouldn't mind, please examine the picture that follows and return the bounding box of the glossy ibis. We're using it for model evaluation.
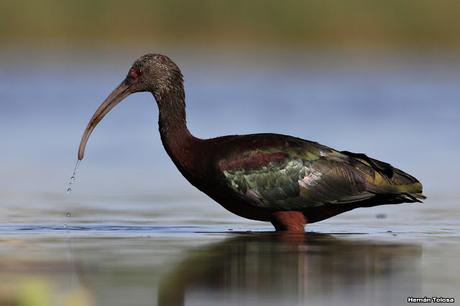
[78,54,425,232]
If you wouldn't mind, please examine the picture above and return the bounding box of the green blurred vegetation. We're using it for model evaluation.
[0,276,92,306]
[1,0,460,49]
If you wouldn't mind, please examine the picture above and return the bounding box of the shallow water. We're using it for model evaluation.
[0,49,459,305]
[0,201,459,306]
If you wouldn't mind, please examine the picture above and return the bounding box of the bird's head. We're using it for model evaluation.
[77,54,183,160]
[128,54,183,95]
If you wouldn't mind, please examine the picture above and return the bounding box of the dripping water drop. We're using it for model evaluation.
[66,212,72,217]
[66,160,81,195]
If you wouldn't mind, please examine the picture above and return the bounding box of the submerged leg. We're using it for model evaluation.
[270,211,306,232]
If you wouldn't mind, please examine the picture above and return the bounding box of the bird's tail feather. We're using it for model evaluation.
[366,162,426,203]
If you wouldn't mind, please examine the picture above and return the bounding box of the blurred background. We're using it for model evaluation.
[1,0,459,204]
[0,1,459,306]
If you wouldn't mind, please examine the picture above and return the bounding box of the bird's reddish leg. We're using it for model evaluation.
[271,211,307,232]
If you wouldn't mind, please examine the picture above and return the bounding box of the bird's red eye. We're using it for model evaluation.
[129,68,143,80]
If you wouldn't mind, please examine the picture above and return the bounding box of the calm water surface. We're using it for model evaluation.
[0,49,459,305]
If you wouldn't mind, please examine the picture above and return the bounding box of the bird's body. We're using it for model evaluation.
[78,54,425,232]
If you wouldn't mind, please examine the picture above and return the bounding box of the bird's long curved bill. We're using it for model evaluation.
[78,80,131,160]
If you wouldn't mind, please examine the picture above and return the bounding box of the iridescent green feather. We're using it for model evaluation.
[219,143,424,210]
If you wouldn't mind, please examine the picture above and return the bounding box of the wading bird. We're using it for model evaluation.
[78,54,425,232]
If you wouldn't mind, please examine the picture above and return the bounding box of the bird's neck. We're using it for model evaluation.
[154,88,203,178]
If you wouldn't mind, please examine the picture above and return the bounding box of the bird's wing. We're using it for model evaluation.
[216,141,423,210]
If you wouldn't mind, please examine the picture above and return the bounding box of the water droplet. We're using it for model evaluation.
[66,160,81,195]
[66,212,72,217]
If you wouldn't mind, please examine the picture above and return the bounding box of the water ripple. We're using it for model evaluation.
[0,224,206,234]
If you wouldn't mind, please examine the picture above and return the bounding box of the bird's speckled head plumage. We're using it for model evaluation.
[126,54,184,97]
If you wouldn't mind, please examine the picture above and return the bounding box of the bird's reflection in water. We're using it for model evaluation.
[158,233,422,306]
